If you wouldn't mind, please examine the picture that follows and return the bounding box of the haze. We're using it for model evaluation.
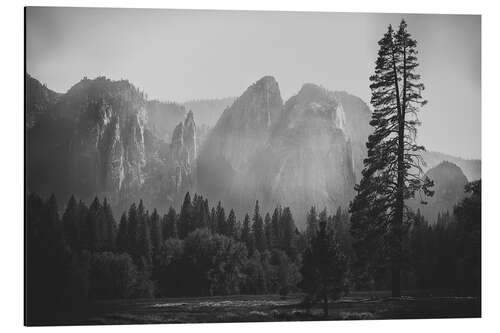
[26,7,481,159]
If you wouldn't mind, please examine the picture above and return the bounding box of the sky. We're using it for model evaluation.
[26,7,481,159]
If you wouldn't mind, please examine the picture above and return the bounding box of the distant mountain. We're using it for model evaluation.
[27,76,151,202]
[197,76,283,214]
[421,150,481,181]
[169,110,197,191]
[259,83,356,221]
[330,91,372,181]
[197,77,362,226]
[26,73,480,226]
[25,74,60,128]
[145,100,186,142]
[410,161,469,223]
[183,97,236,127]
[26,75,197,212]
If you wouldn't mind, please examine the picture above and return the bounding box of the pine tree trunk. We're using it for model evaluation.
[393,98,405,298]
[392,125,404,298]
[391,43,405,299]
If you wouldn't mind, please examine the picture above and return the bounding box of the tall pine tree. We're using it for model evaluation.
[301,209,347,317]
[350,20,433,297]
[252,200,266,253]
[163,207,178,239]
[241,213,254,256]
[62,195,79,250]
[116,213,129,253]
[178,192,194,238]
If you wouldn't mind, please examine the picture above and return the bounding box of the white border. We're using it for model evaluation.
[1,0,498,332]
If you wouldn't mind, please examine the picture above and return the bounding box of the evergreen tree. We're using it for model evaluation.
[215,201,227,235]
[178,192,194,238]
[280,207,297,260]
[209,206,217,233]
[102,198,116,251]
[127,203,139,258]
[301,209,347,317]
[87,197,101,252]
[150,209,162,253]
[271,206,282,249]
[116,213,129,253]
[350,20,433,297]
[62,195,79,250]
[137,200,147,229]
[454,180,481,296]
[164,207,179,238]
[306,206,318,243]
[26,193,44,248]
[26,194,75,323]
[263,213,273,250]
[199,199,210,230]
[241,213,254,255]
[45,194,61,232]
[138,213,152,270]
[192,194,208,230]
[252,200,267,252]
[77,200,89,251]
[227,209,237,239]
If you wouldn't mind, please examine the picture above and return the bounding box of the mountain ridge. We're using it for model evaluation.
[26,73,481,226]
[410,161,470,223]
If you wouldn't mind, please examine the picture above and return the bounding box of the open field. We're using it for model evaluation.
[50,292,480,326]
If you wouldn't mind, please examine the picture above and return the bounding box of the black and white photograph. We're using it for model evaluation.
[23,5,482,327]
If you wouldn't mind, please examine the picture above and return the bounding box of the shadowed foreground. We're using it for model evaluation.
[48,292,480,325]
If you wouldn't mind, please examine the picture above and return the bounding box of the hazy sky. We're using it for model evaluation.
[26,7,481,159]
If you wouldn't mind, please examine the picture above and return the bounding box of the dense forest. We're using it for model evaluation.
[26,178,480,323]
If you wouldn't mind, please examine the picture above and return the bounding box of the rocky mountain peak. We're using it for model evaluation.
[253,75,280,92]
[426,161,469,193]
[410,161,469,223]
[145,100,186,142]
[171,121,184,148]
[197,77,357,226]
[295,83,332,103]
[276,83,344,137]
[216,76,283,132]
[198,76,283,177]
[170,112,197,190]
[431,161,468,176]
[185,109,195,123]
[25,74,60,128]
[238,75,281,108]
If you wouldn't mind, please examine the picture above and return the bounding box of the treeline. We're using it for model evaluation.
[407,181,481,296]
[26,181,480,323]
[349,181,481,296]
[26,192,310,323]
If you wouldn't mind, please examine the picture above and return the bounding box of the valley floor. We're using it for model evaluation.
[48,292,480,326]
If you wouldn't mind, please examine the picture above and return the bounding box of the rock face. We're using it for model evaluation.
[332,91,372,181]
[26,75,197,212]
[202,76,282,169]
[410,161,469,223]
[67,78,149,199]
[197,76,283,203]
[27,76,150,201]
[145,100,186,142]
[183,97,236,127]
[421,150,481,181]
[25,74,60,128]
[170,110,197,190]
[197,78,358,226]
[259,84,356,221]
